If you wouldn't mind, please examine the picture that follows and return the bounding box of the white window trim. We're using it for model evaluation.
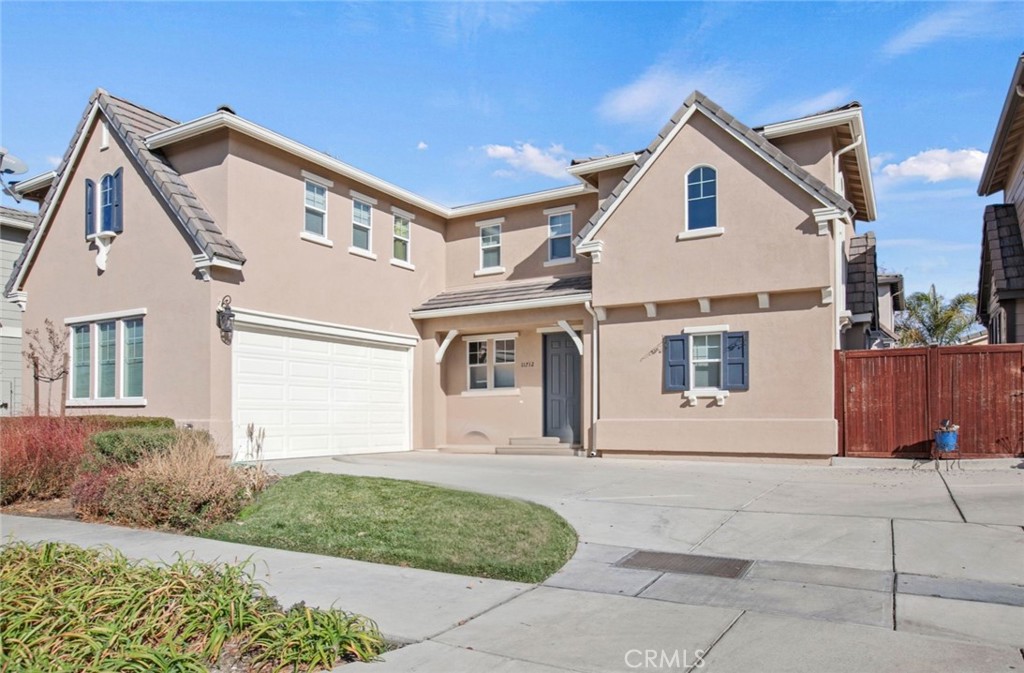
[461,388,521,398]
[352,199,373,253]
[465,336,517,392]
[300,231,334,247]
[474,266,505,277]
[547,211,574,263]
[390,258,416,271]
[348,246,378,261]
[690,332,724,393]
[543,204,576,216]
[676,227,724,241]
[94,320,117,400]
[349,189,378,206]
[65,308,147,325]
[303,178,329,239]
[69,324,90,401]
[479,222,502,270]
[391,206,416,221]
[122,317,144,399]
[684,164,718,233]
[683,324,730,335]
[393,213,412,264]
[67,315,146,406]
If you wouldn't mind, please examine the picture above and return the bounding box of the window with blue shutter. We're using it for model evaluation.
[100,174,115,232]
[84,179,96,237]
[723,331,749,390]
[112,167,124,233]
[663,334,689,392]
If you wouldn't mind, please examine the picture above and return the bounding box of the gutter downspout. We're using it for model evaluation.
[833,135,863,197]
[583,301,600,458]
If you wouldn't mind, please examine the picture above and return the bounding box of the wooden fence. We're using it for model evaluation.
[835,344,1024,458]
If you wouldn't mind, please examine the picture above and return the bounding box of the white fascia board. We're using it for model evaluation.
[146,112,450,218]
[450,183,595,219]
[232,306,418,348]
[410,293,592,320]
[0,213,36,231]
[762,108,876,222]
[565,152,639,176]
[10,102,101,293]
[11,170,57,196]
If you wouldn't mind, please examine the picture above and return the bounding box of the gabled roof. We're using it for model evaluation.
[978,204,1024,321]
[978,54,1024,196]
[0,206,36,231]
[6,89,245,297]
[846,232,878,317]
[574,91,856,249]
[411,274,592,319]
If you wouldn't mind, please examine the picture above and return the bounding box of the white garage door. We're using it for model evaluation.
[232,328,412,460]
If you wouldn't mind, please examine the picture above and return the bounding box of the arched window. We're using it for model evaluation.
[686,166,716,230]
[100,174,116,232]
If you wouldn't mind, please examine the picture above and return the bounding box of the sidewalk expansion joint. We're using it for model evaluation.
[423,584,539,642]
[890,519,897,631]
[936,470,967,523]
[686,610,746,672]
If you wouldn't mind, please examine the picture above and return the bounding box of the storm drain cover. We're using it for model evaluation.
[617,550,752,578]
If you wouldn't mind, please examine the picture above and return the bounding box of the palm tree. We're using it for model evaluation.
[895,285,977,346]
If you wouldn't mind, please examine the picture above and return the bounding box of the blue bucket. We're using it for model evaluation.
[934,430,958,453]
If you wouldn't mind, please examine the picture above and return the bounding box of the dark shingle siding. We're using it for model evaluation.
[984,204,1024,293]
[846,233,878,316]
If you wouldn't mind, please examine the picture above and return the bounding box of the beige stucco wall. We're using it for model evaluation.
[593,113,832,307]
[21,114,215,425]
[445,196,598,288]
[596,292,836,457]
[770,129,835,187]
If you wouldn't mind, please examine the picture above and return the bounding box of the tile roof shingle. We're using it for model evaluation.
[413,274,592,314]
[982,204,1024,294]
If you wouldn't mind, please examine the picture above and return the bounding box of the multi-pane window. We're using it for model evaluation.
[72,326,91,399]
[480,224,501,268]
[304,180,327,236]
[69,317,145,402]
[393,215,410,262]
[686,166,717,230]
[691,333,722,389]
[85,168,123,238]
[97,321,117,398]
[548,213,572,261]
[352,200,372,250]
[100,174,116,233]
[467,337,516,390]
[124,319,144,398]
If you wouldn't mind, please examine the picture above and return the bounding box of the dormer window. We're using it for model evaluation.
[100,174,116,232]
[85,168,123,238]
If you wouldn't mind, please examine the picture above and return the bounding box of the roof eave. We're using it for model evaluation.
[11,171,57,197]
[978,54,1024,197]
[411,293,592,320]
[566,152,639,177]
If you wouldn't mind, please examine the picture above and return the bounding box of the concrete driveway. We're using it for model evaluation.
[4,453,1021,672]
[266,452,1024,672]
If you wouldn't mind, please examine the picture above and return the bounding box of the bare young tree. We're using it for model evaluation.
[23,319,70,415]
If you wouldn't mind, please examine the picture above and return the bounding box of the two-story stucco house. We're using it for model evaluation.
[5,87,879,462]
[978,53,1024,343]
[1,206,35,414]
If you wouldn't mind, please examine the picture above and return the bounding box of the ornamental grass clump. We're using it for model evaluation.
[0,541,385,672]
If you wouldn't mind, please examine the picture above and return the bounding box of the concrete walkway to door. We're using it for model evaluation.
[4,453,1022,672]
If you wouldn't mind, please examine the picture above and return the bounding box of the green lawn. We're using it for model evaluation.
[202,472,577,583]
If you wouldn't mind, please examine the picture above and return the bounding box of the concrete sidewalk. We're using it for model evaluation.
[3,453,1023,672]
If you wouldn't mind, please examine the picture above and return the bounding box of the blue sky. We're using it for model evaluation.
[2,2,1022,299]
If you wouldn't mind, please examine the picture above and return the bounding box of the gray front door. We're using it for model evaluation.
[544,332,581,444]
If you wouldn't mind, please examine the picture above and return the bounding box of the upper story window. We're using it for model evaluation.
[393,214,410,263]
[84,168,123,238]
[68,311,146,405]
[686,166,717,231]
[352,200,372,251]
[548,212,572,261]
[480,223,501,268]
[304,180,327,237]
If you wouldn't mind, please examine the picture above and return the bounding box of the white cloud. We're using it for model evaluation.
[881,3,1022,58]
[597,63,753,127]
[416,141,428,151]
[45,155,61,168]
[757,88,853,125]
[870,152,894,173]
[482,142,570,180]
[423,2,537,43]
[879,149,987,183]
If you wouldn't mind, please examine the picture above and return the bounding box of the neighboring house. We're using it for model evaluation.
[978,53,1024,343]
[876,273,905,337]
[1,206,35,414]
[5,88,878,461]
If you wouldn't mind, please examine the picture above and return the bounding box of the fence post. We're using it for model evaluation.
[926,346,940,445]
[834,350,845,457]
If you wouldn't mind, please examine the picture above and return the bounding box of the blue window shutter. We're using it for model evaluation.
[84,179,95,237]
[723,331,749,390]
[663,334,689,392]
[112,167,124,233]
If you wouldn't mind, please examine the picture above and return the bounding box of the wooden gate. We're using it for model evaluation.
[835,345,1024,458]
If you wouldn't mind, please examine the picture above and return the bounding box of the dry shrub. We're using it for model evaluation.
[102,430,248,532]
[69,465,122,519]
[0,417,96,505]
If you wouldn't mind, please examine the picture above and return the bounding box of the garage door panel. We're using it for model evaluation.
[234,329,411,460]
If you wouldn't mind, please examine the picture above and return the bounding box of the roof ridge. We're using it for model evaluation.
[99,90,180,126]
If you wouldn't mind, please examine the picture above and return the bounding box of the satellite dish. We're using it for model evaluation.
[0,148,27,202]
[0,148,28,175]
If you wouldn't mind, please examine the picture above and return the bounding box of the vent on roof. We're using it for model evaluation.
[217,105,236,115]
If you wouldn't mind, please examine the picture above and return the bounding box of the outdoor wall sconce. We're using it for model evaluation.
[217,295,235,344]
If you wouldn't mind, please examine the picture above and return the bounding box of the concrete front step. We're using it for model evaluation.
[508,436,563,446]
[497,445,578,456]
